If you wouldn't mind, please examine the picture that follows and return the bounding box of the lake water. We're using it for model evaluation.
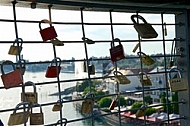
[0,71,109,126]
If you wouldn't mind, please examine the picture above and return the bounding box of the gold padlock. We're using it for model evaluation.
[139,72,152,86]
[113,71,131,84]
[8,38,23,55]
[136,105,146,117]
[16,59,26,75]
[168,68,187,92]
[30,103,44,125]
[51,38,64,46]
[52,99,63,112]
[21,81,38,104]
[137,52,155,66]
[8,102,30,125]
[81,92,94,115]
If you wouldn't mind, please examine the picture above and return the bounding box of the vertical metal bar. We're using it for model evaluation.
[80,8,94,126]
[109,10,122,126]
[48,5,63,125]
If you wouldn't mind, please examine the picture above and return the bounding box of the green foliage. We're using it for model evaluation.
[117,95,127,107]
[98,97,112,108]
[130,102,143,114]
[172,92,179,114]
[145,108,157,116]
[95,90,106,101]
[144,96,153,104]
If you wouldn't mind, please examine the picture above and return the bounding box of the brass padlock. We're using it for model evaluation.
[16,59,26,75]
[52,99,63,112]
[56,118,67,126]
[137,52,155,66]
[8,102,30,125]
[131,15,158,39]
[81,92,94,115]
[139,72,152,86]
[21,81,38,104]
[51,38,64,46]
[113,71,131,84]
[30,103,44,125]
[136,105,146,117]
[168,68,187,92]
[8,38,23,55]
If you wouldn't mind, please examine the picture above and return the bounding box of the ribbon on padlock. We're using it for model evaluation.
[30,103,44,125]
[113,71,131,84]
[56,118,67,126]
[39,19,57,42]
[137,52,155,66]
[21,81,38,104]
[1,60,23,89]
[8,102,30,125]
[16,59,26,75]
[88,58,95,75]
[8,38,23,55]
[109,96,118,110]
[81,92,95,115]
[52,99,63,112]
[131,14,158,39]
[109,38,125,62]
[168,68,187,92]
[139,72,152,86]
[45,57,61,78]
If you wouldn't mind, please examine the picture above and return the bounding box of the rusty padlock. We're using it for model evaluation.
[137,52,155,66]
[39,19,57,42]
[21,81,38,104]
[81,92,95,115]
[45,57,61,78]
[113,71,131,84]
[139,72,152,86]
[52,99,63,112]
[30,103,44,125]
[168,68,187,92]
[109,38,125,62]
[16,59,26,75]
[131,14,158,39]
[8,102,30,125]
[1,60,23,89]
[8,38,23,55]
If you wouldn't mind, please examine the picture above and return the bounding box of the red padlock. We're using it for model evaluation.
[45,57,61,78]
[39,19,57,42]
[109,99,117,110]
[109,38,125,62]
[1,60,23,89]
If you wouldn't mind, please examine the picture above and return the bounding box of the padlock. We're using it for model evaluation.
[109,38,125,62]
[113,71,131,84]
[52,99,63,112]
[137,52,155,66]
[39,19,57,42]
[83,59,87,72]
[16,59,26,75]
[51,38,64,46]
[21,81,38,104]
[168,68,187,92]
[88,58,95,75]
[8,38,23,55]
[131,14,158,39]
[82,37,95,44]
[139,72,152,86]
[8,102,30,125]
[56,118,67,126]
[81,92,94,115]
[1,60,23,89]
[45,57,61,78]
[109,96,118,110]
[30,103,44,125]
[136,105,145,117]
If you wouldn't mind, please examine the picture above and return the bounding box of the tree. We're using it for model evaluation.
[144,96,153,105]
[98,97,112,108]
[130,102,143,114]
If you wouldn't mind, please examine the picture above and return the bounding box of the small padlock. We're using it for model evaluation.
[168,68,187,92]
[136,105,145,117]
[39,19,57,42]
[139,72,152,86]
[83,59,87,72]
[21,81,38,104]
[131,14,158,39]
[8,102,30,125]
[88,58,95,75]
[109,38,125,62]
[45,57,61,78]
[8,38,23,55]
[82,37,95,44]
[1,60,23,89]
[51,38,64,46]
[81,92,94,115]
[16,59,26,75]
[30,103,44,125]
[52,99,63,112]
[137,52,155,66]
[113,71,131,84]
[56,118,67,126]
[109,96,118,110]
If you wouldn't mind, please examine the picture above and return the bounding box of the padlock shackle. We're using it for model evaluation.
[31,103,43,113]
[50,57,61,66]
[131,14,147,24]
[137,51,147,57]
[56,118,67,126]
[139,72,149,79]
[113,71,123,76]
[13,38,23,46]
[17,59,26,68]
[24,81,37,93]
[1,60,16,75]
[111,38,121,48]
[39,19,52,30]
[168,67,182,79]
[13,101,30,114]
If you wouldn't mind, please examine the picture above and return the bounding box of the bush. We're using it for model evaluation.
[145,108,157,116]
[98,97,112,108]
[130,102,143,114]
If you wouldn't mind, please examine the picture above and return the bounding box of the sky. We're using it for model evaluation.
[0,5,175,62]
